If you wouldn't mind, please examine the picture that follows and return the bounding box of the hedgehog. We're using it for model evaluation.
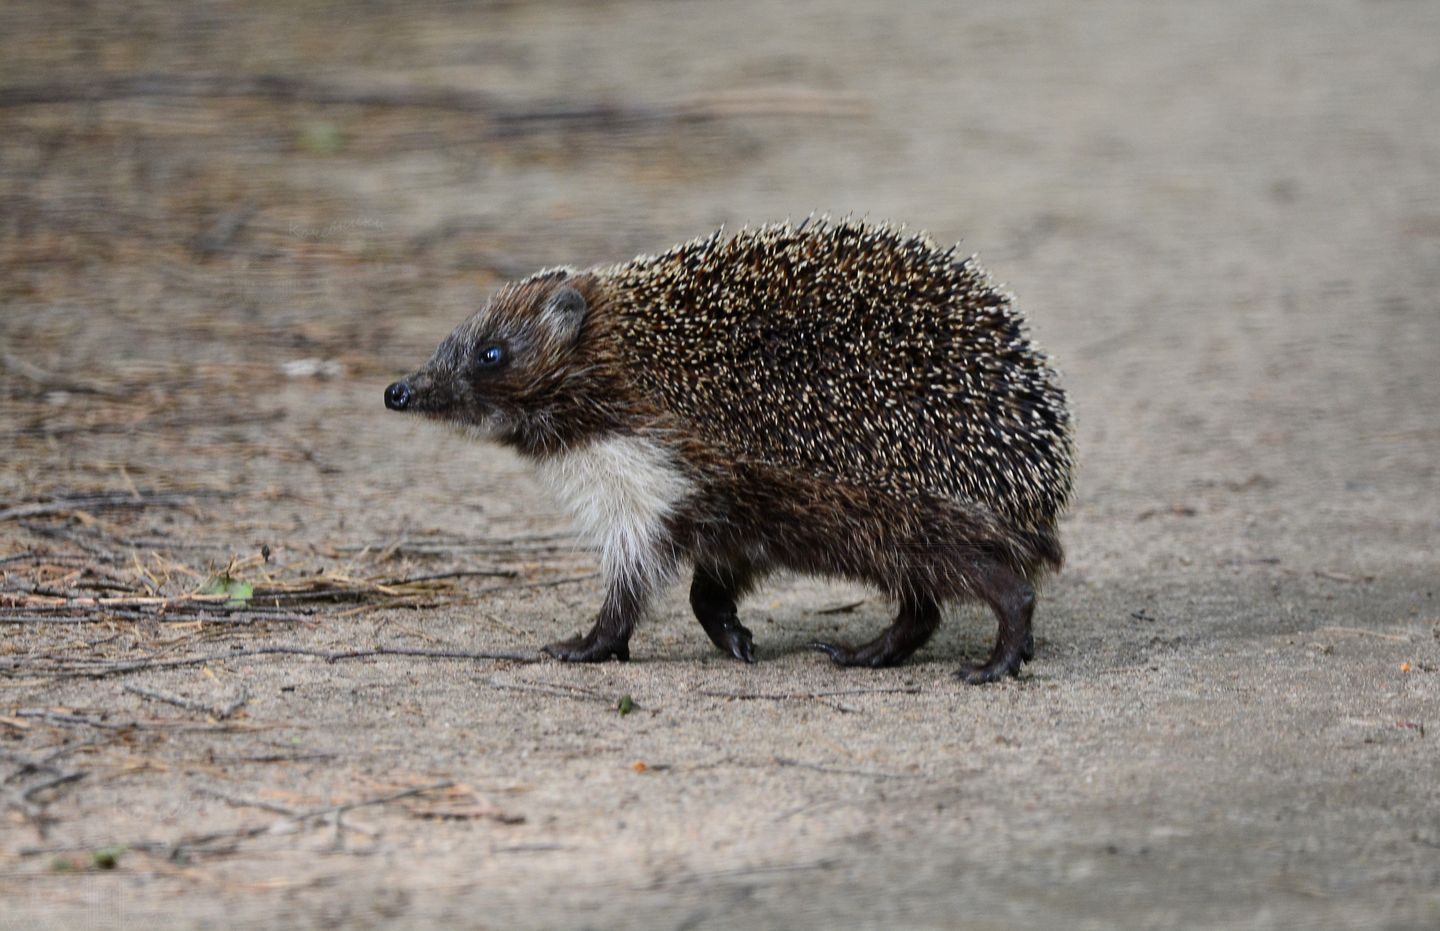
[384,220,1074,683]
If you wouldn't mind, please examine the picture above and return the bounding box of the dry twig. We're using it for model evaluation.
[123,684,250,720]
[11,709,261,733]
[0,490,225,523]
[18,780,460,862]
[1,643,539,680]
[698,686,923,701]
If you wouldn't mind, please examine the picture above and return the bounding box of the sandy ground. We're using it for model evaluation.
[2,1,1438,928]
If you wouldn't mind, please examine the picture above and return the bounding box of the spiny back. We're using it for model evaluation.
[601,220,1074,530]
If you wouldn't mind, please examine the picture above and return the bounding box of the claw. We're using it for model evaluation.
[724,625,756,663]
[704,619,756,663]
[957,648,1027,685]
[543,631,630,663]
[811,640,892,668]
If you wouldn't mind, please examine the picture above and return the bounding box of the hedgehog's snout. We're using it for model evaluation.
[384,381,412,411]
[384,370,458,417]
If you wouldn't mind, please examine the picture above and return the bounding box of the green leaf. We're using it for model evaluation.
[617,694,635,716]
[199,574,253,607]
[92,845,125,870]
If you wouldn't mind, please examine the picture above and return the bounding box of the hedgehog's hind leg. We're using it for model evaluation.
[959,559,1036,684]
[812,588,941,668]
[690,561,757,663]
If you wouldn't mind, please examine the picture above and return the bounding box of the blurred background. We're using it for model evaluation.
[2,0,1436,546]
[2,1,1438,927]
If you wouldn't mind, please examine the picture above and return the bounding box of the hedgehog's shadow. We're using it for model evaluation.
[677,596,999,667]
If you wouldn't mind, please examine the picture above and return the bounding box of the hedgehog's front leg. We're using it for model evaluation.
[689,562,757,663]
[543,573,651,662]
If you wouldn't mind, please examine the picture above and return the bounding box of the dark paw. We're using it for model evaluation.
[957,649,1027,685]
[704,620,756,663]
[543,631,630,663]
[811,640,896,668]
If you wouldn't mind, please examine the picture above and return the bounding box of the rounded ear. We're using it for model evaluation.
[541,287,588,347]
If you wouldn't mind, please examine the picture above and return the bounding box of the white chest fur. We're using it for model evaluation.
[536,435,693,587]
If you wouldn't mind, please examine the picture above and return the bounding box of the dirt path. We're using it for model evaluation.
[2,2,1438,928]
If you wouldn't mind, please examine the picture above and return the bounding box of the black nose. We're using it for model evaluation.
[384,381,412,411]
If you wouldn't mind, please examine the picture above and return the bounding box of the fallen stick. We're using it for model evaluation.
[2,591,235,609]
[123,684,249,720]
[0,643,541,679]
[698,687,923,700]
[18,780,458,861]
[12,709,261,732]
[0,609,317,624]
[20,770,87,803]
[377,569,518,584]
[0,490,226,523]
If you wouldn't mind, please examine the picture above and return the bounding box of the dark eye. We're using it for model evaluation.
[477,344,504,369]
